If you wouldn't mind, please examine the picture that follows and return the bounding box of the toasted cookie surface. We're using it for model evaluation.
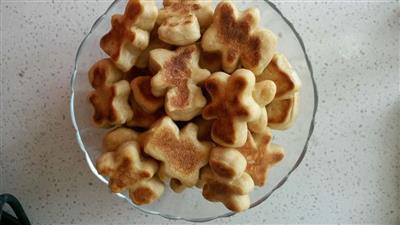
[202,69,260,147]
[201,0,277,75]
[142,117,212,186]
[150,44,210,121]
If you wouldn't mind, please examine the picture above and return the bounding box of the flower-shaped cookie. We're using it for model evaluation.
[102,127,139,152]
[129,177,165,205]
[100,0,158,72]
[199,166,254,212]
[237,130,284,186]
[142,117,212,186]
[248,80,276,133]
[96,141,159,193]
[157,0,213,45]
[88,59,133,127]
[267,93,299,130]
[126,94,165,129]
[131,76,164,113]
[201,0,277,75]
[257,53,301,100]
[149,44,210,121]
[202,69,260,147]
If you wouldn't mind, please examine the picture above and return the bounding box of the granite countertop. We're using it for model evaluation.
[1,0,399,224]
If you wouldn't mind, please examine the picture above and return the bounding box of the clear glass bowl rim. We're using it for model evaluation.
[69,0,319,222]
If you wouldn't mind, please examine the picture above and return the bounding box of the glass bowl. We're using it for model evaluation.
[70,0,317,222]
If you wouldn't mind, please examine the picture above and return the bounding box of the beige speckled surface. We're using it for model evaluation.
[1,0,399,224]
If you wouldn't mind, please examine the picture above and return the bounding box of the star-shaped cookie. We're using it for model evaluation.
[202,69,260,147]
[100,0,158,72]
[237,130,284,186]
[88,58,133,127]
[149,44,210,121]
[201,0,277,75]
[142,117,212,186]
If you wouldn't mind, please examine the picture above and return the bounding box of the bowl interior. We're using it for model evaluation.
[71,0,316,221]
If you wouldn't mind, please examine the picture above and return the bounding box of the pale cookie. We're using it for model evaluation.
[149,45,210,121]
[248,80,276,133]
[209,147,247,180]
[103,127,139,152]
[126,95,164,129]
[135,36,171,69]
[257,53,301,100]
[142,117,212,186]
[100,0,158,72]
[267,93,299,130]
[131,76,164,113]
[237,130,284,186]
[201,0,277,75]
[200,166,254,212]
[88,58,133,127]
[129,177,165,205]
[157,0,213,45]
[96,141,159,193]
[202,69,261,147]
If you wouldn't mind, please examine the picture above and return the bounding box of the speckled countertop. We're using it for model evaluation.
[1,0,399,224]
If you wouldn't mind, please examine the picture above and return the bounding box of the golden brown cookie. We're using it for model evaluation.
[267,93,299,130]
[248,80,276,133]
[257,53,301,100]
[199,166,254,212]
[209,147,247,180]
[237,130,284,186]
[102,127,139,152]
[96,141,159,193]
[157,0,213,45]
[201,0,277,75]
[100,0,158,72]
[202,69,260,147]
[88,59,133,127]
[150,44,210,121]
[135,36,172,69]
[142,117,212,186]
[193,116,214,141]
[131,76,164,113]
[128,177,165,205]
[126,95,164,129]
[169,178,186,193]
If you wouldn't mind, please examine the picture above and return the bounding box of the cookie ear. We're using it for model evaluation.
[129,177,165,205]
[102,127,139,152]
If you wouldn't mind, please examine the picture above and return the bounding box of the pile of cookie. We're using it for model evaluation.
[88,0,301,212]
